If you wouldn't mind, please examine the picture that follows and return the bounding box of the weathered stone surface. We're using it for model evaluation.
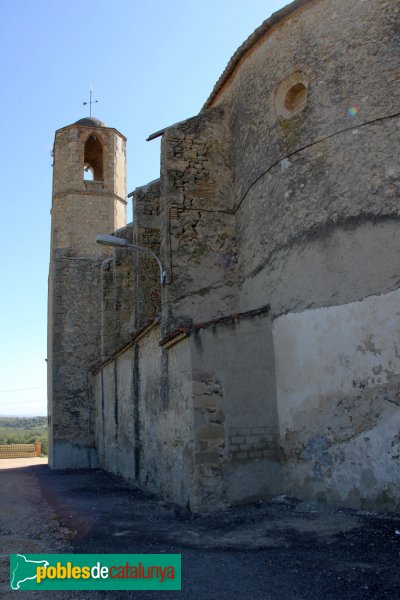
[160,107,236,334]
[101,223,134,359]
[130,179,161,331]
[274,288,400,509]
[48,121,127,468]
[94,326,196,508]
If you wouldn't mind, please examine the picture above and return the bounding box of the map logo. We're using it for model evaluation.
[11,554,49,590]
[9,554,181,590]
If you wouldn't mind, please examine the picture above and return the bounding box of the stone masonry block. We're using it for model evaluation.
[194,451,221,464]
[195,426,225,440]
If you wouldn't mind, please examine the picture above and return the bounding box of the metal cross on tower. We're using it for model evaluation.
[82,84,99,117]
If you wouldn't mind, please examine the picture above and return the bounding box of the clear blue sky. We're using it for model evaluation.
[0,0,288,416]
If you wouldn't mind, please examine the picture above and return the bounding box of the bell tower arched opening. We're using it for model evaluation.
[84,134,103,180]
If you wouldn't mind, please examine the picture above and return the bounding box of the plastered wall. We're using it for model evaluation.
[94,326,196,508]
[274,289,400,509]
[93,311,282,512]
[204,0,400,508]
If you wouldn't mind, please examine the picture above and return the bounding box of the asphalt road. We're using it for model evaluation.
[0,461,400,599]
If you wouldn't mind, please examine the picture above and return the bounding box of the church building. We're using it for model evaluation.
[48,0,400,512]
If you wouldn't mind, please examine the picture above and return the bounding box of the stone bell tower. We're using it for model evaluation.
[48,117,126,469]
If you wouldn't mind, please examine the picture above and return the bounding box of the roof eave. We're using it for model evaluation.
[202,0,314,111]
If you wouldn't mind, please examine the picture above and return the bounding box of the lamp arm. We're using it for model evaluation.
[126,242,166,285]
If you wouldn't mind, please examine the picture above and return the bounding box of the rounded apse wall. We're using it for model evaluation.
[209,0,400,314]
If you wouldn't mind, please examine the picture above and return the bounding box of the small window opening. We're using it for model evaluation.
[84,165,94,180]
[83,135,103,180]
[284,83,308,114]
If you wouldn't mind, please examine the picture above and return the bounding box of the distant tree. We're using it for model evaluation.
[0,417,48,455]
[0,416,47,429]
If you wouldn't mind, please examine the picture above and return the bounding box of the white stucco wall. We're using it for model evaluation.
[274,288,400,430]
[273,288,400,508]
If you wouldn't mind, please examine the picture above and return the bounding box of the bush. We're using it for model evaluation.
[0,417,48,455]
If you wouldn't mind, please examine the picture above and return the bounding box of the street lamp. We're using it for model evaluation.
[96,234,167,285]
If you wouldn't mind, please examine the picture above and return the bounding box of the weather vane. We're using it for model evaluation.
[83,83,99,117]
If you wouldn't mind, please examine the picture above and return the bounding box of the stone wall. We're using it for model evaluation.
[206,0,400,315]
[93,324,196,508]
[48,251,102,468]
[52,125,126,255]
[94,346,136,481]
[138,328,194,505]
[204,0,400,509]
[274,288,400,509]
[160,108,236,335]
[48,121,127,469]
[186,309,280,510]
[101,224,134,359]
[130,179,162,331]
[91,0,400,510]
[51,0,400,511]
[93,308,281,512]
[53,124,126,202]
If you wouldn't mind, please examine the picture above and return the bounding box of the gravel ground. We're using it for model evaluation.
[1,461,400,599]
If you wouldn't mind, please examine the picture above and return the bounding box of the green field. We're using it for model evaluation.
[0,417,48,455]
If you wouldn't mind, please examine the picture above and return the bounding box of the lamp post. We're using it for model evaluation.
[96,234,167,286]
